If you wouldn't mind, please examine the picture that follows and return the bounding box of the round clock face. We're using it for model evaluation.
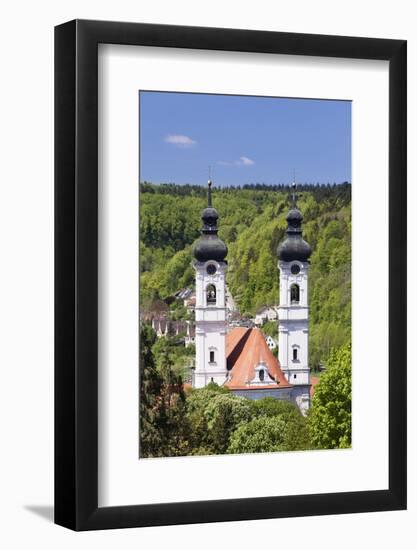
[291,264,301,275]
[206,264,217,275]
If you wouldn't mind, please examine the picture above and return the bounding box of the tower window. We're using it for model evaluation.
[209,351,215,363]
[206,284,217,305]
[293,348,298,361]
[259,369,265,382]
[290,283,300,304]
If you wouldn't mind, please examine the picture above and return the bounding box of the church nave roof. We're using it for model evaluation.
[225,327,291,390]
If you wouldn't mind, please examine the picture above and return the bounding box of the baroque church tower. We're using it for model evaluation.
[277,184,312,413]
[192,181,228,388]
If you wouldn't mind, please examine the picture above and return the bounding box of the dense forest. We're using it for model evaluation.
[140,181,351,369]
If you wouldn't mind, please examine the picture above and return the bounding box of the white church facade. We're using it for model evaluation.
[191,181,312,414]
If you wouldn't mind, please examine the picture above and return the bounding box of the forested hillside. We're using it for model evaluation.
[140,182,351,368]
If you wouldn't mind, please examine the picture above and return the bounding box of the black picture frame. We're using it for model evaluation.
[55,19,407,531]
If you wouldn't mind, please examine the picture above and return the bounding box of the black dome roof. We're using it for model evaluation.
[277,200,311,262]
[193,180,228,263]
[193,235,228,262]
[201,206,218,221]
[277,235,312,262]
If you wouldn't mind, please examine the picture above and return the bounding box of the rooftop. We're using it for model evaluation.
[225,327,291,389]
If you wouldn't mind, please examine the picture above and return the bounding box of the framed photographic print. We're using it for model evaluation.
[55,20,407,531]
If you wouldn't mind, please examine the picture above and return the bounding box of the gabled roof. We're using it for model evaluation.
[225,327,291,389]
[175,287,194,300]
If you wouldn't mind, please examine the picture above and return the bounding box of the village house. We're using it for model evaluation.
[254,305,278,326]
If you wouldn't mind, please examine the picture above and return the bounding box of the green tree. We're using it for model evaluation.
[185,385,253,454]
[185,383,230,454]
[227,411,311,454]
[262,320,278,339]
[139,324,193,457]
[308,342,352,449]
[283,411,312,451]
[250,396,299,418]
[139,324,166,457]
[227,416,288,454]
[204,393,252,453]
[153,334,195,380]
[156,345,191,456]
[227,398,311,453]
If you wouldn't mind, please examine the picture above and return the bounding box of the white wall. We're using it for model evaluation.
[0,1,415,548]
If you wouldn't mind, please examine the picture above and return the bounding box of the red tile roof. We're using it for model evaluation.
[225,327,292,389]
[225,327,249,357]
[310,376,319,397]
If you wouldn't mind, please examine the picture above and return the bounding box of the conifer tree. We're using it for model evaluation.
[139,323,167,457]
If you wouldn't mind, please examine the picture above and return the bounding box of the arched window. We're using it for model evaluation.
[206,284,216,305]
[292,348,298,361]
[259,369,265,382]
[290,283,300,304]
[209,351,215,363]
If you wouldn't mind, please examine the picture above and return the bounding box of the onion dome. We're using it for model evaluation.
[277,184,312,262]
[193,180,228,262]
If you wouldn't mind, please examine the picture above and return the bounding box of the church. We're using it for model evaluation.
[191,180,312,414]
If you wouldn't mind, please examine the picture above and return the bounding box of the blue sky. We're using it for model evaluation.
[139,91,351,186]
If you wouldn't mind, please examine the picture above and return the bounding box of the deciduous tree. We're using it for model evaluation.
[308,342,352,449]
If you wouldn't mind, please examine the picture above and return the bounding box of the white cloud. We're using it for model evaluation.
[164,134,196,148]
[237,156,255,166]
[216,156,255,167]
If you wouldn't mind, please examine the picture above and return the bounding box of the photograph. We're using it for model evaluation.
[139,91,352,458]
[0,0,409,541]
